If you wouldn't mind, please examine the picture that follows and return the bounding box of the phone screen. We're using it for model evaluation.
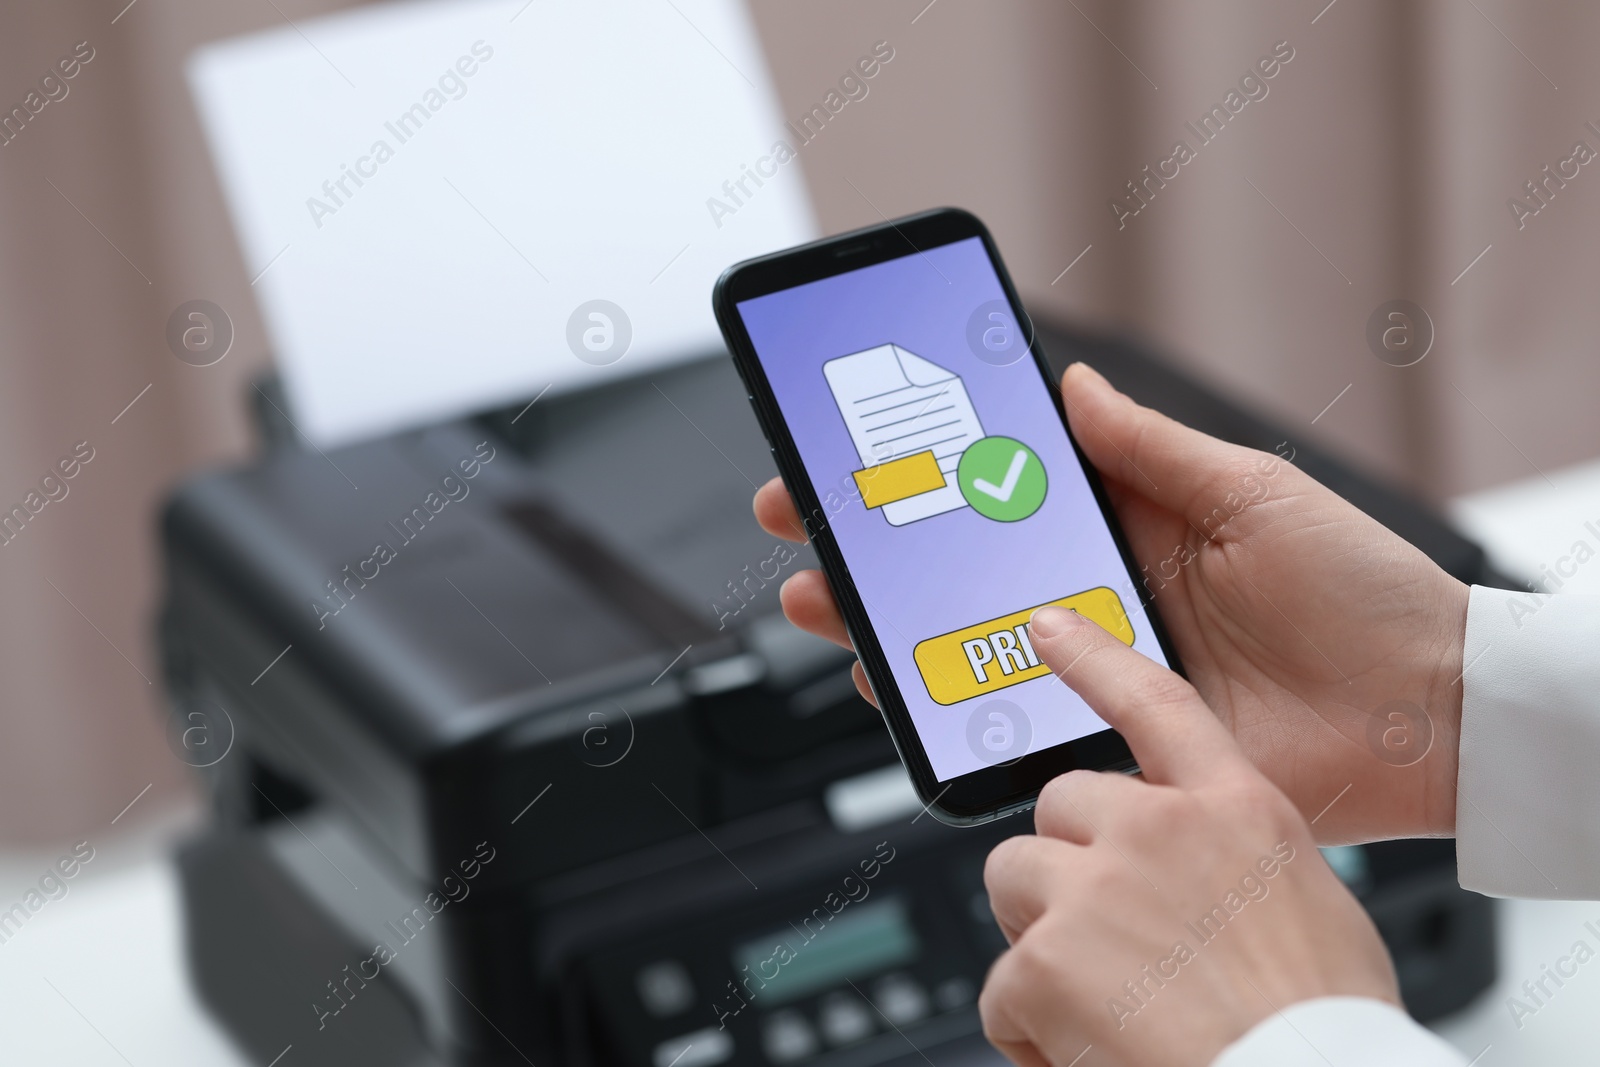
[733,235,1172,782]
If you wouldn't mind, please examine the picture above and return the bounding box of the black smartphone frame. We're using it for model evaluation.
[713,207,1184,824]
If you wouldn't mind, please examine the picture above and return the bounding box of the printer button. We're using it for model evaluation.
[761,1009,819,1063]
[818,992,874,1046]
[872,973,930,1026]
[652,1027,733,1067]
[934,976,975,1011]
[636,960,695,1018]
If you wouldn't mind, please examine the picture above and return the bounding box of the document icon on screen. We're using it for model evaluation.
[823,344,985,526]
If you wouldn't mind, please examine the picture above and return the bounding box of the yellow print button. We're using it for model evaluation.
[912,587,1135,705]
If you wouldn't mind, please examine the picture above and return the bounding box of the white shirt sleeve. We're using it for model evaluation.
[1211,998,1466,1066]
[1457,586,1600,898]
[1212,584,1600,1065]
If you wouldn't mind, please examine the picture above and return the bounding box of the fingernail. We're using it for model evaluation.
[1029,606,1082,639]
[1066,362,1108,387]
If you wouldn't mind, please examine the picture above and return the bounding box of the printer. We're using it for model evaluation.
[160,323,1499,1067]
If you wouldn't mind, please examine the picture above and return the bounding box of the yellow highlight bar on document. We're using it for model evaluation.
[853,450,945,509]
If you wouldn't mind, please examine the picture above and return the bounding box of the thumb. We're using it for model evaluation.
[1028,605,1247,788]
[1061,362,1287,535]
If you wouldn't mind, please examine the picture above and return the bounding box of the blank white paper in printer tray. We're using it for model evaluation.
[189,0,816,447]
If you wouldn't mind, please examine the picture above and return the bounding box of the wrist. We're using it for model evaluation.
[1420,576,1469,836]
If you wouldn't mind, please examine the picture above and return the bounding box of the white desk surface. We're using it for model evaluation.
[5,458,1599,1066]
[0,846,246,1065]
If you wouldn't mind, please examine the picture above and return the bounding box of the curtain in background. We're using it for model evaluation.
[2,0,1596,845]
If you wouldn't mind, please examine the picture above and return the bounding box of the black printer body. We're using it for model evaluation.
[160,323,1497,1067]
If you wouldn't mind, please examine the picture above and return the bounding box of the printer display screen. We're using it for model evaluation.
[734,236,1172,781]
[731,897,919,1006]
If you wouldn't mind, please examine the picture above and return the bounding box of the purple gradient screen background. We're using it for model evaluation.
[736,236,1171,781]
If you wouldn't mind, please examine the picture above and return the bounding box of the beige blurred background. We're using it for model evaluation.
[2,0,1596,846]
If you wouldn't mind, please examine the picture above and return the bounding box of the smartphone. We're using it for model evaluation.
[713,208,1183,825]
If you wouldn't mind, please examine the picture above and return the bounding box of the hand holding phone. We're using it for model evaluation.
[715,209,1182,823]
[748,306,1471,845]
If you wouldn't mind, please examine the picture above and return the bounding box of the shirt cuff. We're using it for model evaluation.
[1458,586,1600,898]
[1212,997,1466,1066]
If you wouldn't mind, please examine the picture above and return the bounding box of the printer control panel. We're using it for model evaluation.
[580,839,1007,1067]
